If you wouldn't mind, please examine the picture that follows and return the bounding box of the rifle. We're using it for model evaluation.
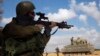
[35,12,73,29]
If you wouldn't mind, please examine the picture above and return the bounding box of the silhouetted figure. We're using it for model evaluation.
[71,37,74,45]
[46,52,48,56]
[56,47,60,56]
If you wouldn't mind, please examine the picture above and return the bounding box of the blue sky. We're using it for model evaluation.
[1,0,100,52]
[2,0,100,17]
[3,0,70,17]
[2,0,100,31]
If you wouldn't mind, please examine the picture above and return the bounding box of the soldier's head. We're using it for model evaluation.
[16,1,35,17]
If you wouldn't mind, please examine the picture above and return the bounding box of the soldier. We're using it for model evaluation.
[71,37,74,45]
[2,1,56,56]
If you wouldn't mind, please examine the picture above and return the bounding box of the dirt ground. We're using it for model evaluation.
[43,51,100,56]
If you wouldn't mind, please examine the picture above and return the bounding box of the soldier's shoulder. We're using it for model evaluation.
[4,19,16,28]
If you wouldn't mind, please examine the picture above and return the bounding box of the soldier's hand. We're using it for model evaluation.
[49,22,57,28]
[34,24,44,32]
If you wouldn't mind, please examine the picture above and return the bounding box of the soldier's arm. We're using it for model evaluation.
[42,22,57,45]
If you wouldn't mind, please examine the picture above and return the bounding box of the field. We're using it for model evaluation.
[43,52,63,56]
[43,51,100,56]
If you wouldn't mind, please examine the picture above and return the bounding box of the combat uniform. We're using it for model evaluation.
[2,17,51,56]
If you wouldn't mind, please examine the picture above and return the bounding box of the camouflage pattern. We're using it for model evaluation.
[2,18,50,56]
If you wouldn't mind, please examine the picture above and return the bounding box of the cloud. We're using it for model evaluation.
[70,0,77,9]
[79,14,87,24]
[45,27,100,52]
[45,35,71,52]
[71,0,100,26]
[44,0,100,52]
[43,7,50,11]
[0,17,12,26]
[46,8,77,22]
[2,18,12,23]
[78,2,100,26]
[99,3,100,7]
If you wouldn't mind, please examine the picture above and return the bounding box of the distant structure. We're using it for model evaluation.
[61,37,94,56]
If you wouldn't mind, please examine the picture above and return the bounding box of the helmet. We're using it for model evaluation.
[16,1,35,16]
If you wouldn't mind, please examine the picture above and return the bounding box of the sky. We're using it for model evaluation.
[0,0,100,52]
